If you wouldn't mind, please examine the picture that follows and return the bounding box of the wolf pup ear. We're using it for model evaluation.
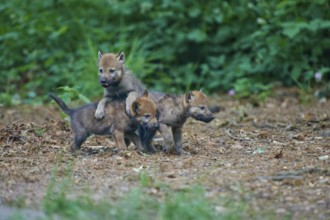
[132,101,140,114]
[185,91,194,103]
[98,51,102,61]
[117,51,125,64]
[143,90,148,97]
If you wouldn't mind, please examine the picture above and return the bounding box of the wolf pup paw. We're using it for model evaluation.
[95,108,105,119]
[176,149,191,156]
[162,146,171,154]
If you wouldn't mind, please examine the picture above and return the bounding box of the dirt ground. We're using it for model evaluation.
[0,89,329,219]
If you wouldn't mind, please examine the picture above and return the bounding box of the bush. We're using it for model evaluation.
[1,0,329,105]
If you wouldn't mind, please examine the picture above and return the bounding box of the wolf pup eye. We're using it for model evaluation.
[144,114,151,120]
[199,106,206,110]
[110,69,116,77]
[99,68,103,73]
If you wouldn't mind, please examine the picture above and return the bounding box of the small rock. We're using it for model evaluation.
[292,133,305,140]
[112,155,124,160]
[285,124,297,131]
[225,163,232,167]
[230,143,244,150]
[318,155,329,161]
[319,97,327,103]
[320,113,329,121]
[301,112,317,122]
[320,131,330,137]
[167,172,176,178]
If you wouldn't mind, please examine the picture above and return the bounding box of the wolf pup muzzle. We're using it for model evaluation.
[192,114,215,123]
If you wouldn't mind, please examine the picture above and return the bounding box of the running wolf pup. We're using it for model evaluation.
[49,91,158,153]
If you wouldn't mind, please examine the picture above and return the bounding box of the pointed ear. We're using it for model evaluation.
[185,91,194,103]
[98,51,102,61]
[132,101,139,114]
[143,90,148,97]
[117,51,125,64]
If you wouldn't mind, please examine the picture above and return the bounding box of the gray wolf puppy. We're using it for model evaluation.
[95,51,145,120]
[148,90,215,155]
[49,91,158,153]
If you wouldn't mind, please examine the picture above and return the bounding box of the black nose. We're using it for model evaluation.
[100,79,106,84]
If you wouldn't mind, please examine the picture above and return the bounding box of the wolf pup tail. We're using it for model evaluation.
[49,93,73,116]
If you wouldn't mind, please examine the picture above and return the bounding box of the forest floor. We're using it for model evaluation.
[0,88,329,219]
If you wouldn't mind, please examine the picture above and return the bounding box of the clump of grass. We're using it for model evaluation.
[40,164,250,220]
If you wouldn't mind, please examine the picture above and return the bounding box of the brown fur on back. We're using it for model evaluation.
[156,94,187,126]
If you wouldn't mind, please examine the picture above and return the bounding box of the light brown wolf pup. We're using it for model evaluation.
[49,91,158,153]
[95,51,145,120]
[149,90,214,155]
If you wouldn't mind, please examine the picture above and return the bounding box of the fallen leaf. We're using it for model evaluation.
[257,131,271,139]
[274,150,283,159]
[133,165,144,173]
[292,133,305,140]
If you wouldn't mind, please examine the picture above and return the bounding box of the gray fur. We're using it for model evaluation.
[49,93,146,153]
[148,91,214,155]
[104,70,145,100]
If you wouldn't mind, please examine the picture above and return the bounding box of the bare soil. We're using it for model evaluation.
[1,89,329,219]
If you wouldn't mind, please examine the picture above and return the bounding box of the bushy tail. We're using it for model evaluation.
[49,93,73,116]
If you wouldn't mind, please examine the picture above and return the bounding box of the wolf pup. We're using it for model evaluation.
[148,90,214,155]
[49,91,158,153]
[95,51,145,120]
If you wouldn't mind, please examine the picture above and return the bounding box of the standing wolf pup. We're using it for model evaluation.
[49,91,158,153]
[95,51,145,119]
[148,90,214,155]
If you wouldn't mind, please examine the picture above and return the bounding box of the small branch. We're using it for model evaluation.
[225,129,251,141]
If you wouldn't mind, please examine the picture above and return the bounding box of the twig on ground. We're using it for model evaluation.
[225,129,251,141]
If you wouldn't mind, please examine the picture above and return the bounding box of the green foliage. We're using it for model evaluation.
[38,163,252,220]
[158,187,218,220]
[56,86,91,104]
[42,181,243,219]
[1,0,329,105]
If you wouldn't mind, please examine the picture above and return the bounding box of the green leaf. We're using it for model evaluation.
[187,29,207,43]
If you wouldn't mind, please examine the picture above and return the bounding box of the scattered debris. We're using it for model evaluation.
[1,89,329,219]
